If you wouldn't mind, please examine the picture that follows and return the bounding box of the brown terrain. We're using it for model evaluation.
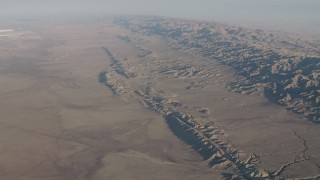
[0,16,320,179]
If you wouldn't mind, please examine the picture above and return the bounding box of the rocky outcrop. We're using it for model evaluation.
[98,25,320,179]
[133,85,272,179]
[99,71,129,95]
[102,47,136,79]
[114,17,320,122]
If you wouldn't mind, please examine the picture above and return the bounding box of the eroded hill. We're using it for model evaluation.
[114,16,320,122]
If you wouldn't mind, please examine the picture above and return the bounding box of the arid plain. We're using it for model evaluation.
[0,17,320,179]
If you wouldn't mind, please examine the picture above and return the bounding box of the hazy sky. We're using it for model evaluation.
[1,0,320,33]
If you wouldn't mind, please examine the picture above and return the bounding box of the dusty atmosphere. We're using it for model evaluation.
[0,16,320,179]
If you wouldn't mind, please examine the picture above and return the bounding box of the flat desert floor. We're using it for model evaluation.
[0,18,319,179]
